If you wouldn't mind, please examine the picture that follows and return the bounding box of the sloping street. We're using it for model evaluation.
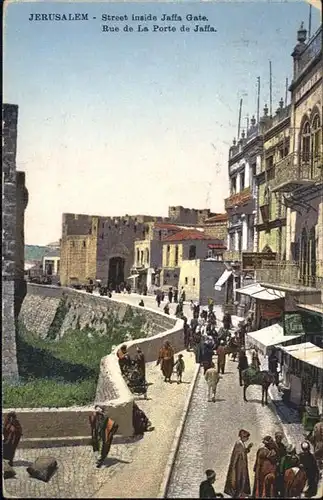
[166,355,284,498]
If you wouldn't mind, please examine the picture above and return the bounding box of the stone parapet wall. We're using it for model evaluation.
[5,286,183,440]
[2,280,19,381]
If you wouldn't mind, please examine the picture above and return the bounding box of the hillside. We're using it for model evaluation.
[25,245,52,261]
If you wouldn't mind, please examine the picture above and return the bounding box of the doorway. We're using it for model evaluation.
[108,257,125,290]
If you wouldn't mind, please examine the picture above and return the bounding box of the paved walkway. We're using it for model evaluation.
[93,350,197,498]
[3,352,196,499]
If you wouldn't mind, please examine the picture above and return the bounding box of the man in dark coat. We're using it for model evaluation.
[268,348,279,385]
[168,287,173,303]
[237,348,249,386]
[298,441,319,498]
[3,412,23,466]
[224,429,252,497]
[199,469,224,498]
[173,287,179,303]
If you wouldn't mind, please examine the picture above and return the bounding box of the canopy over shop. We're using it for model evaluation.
[246,323,304,356]
[278,342,323,411]
[236,283,285,329]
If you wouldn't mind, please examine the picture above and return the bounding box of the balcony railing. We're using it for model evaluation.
[295,27,322,80]
[223,250,241,262]
[271,152,323,193]
[225,187,252,210]
[256,260,323,291]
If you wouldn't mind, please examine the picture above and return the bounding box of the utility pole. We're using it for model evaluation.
[256,77,260,129]
[269,61,273,118]
[237,98,243,140]
[308,4,312,39]
[285,78,288,106]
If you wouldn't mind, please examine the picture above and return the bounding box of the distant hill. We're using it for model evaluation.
[25,245,53,261]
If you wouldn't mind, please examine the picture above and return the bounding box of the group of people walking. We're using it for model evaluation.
[156,340,185,384]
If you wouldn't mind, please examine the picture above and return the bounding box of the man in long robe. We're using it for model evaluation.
[216,341,226,374]
[224,429,252,497]
[156,341,174,382]
[298,441,319,498]
[117,344,131,375]
[253,436,278,498]
[3,412,23,466]
[273,432,287,497]
[89,406,119,468]
[134,347,146,381]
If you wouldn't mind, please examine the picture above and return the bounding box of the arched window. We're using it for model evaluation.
[174,245,179,266]
[189,245,196,260]
[301,122,311,163]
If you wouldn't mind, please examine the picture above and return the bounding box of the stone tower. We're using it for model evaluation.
[2,103,28,381]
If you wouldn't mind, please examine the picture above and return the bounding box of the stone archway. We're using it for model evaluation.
[108,257,125,290]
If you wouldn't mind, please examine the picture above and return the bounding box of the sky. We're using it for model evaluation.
[3,1,321,245]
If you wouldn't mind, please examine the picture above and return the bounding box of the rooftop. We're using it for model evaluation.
[204,213,228,223]
[163,229,224,243]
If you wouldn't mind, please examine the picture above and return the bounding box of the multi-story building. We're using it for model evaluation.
[220,117,262,314]
[257,23,323,335]
[160,228,226,303]
[2,103,29,380]
[256,101,291,257]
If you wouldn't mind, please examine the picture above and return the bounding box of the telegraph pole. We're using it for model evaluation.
[237,98,243,140]
[256,77,260,129]
[269,61,273,117]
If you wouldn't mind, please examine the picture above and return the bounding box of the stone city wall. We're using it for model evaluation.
[5,286,183,441]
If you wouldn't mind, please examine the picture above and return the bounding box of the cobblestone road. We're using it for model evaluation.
[166,356,284,498]
[3,351,197,499]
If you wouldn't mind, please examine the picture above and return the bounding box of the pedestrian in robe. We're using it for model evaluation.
[175,302,183,318]
[3,412,23,466]
[163,302,170,315]
[156,292,161,307]
[89,406,119,468]
[180,287,186,303]
[139,299,144,307]
[117,344,132,375]
[237,348,249,386]
[311,414,323,469]
[156,340,174,382]
[274,431,287,497]
[251,348,261,371]
[216,340,226,374]
[199,470,224,498]
[173,287,179,303]
[132,402,154,435]
[298,441,319,498]
[224,429,253,498]
[168,287,173,303]
[268,348,279,385]
[223,313,232,331]
[280,444,300,497]
[134,347,146,381]
[204,362,221,402]
[202,336,214,374]
[253,435,278,498]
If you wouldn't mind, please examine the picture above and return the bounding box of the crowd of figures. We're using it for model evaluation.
[200,425,323,499]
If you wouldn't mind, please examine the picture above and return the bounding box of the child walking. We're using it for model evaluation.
[174,354,185,384]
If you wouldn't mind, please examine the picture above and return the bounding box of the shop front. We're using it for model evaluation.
[236,283,285,329]
[278,342,323,415]
[246,322,304,356]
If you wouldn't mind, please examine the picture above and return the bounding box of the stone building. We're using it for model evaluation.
[60,206,214,289]
[220,118,262,314]
[257,24,323,334]
[203,213,228,242]
[256,101,291,257]
[2,103,28,381]
[160,228,226,293]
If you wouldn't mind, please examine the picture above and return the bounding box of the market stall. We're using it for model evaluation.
[246,323,304,356]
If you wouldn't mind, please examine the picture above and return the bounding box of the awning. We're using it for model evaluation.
[214,270,232,291]
[127,274,139,279]
[246,323,304,355]
[236,283,285,301]
[280,342,323,370]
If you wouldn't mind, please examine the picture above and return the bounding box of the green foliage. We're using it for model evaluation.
[4,311,148,408]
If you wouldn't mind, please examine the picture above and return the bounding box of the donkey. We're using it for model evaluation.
[241,368,276,405]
